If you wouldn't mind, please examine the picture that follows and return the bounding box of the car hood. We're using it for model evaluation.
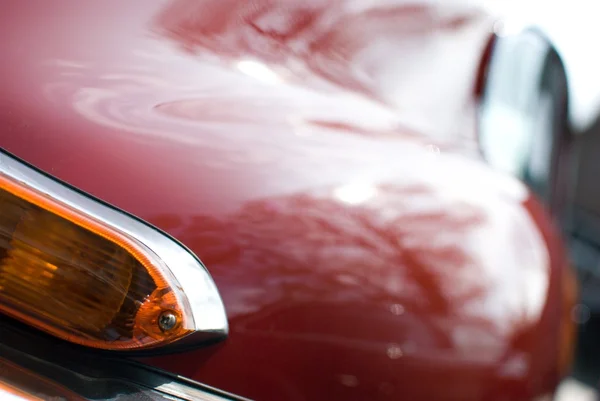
[0,1,568,401]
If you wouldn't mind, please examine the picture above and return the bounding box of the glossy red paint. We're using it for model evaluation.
[0,1,572,400]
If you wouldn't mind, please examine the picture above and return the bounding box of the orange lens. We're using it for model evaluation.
[0,174,194,350]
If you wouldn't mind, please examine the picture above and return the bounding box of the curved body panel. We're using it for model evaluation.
[0,1,571,400]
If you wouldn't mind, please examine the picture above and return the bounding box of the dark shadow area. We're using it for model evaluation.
[565,110,600,391]
[572,313,600,387]
[0,315,245,401]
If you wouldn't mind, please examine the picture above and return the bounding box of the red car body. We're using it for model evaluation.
[0,1,575,400]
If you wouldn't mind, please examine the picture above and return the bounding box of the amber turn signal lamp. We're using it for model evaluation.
[0,152,227,351]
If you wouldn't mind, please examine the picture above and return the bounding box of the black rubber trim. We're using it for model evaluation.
[0,315,249,401]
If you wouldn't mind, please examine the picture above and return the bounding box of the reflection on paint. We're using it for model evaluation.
[389,304,405,315]
[333,183,378,205]
[0,1,570,399]
[145,178,553,399]
[236,59,283,84]
[386,344,404,359]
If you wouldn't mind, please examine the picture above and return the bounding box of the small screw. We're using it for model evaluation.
[158,311,177,332]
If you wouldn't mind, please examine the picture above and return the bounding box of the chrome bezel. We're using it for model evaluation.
[0,150,228,350]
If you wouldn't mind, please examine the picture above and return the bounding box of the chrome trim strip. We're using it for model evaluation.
[155,381,235,401]
[0,150,228,348]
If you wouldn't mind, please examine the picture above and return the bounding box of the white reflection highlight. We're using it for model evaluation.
[0,387,31,401]
[386,344,403,359]
[333,183,378,205]
[389,303,405,315]
[555,378,597,401]
[236,59,282,84]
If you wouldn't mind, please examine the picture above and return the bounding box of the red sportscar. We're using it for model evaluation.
[0,1,577,400]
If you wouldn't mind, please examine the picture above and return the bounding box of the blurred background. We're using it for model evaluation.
[481,2,600,400]
[483,0,600,133]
